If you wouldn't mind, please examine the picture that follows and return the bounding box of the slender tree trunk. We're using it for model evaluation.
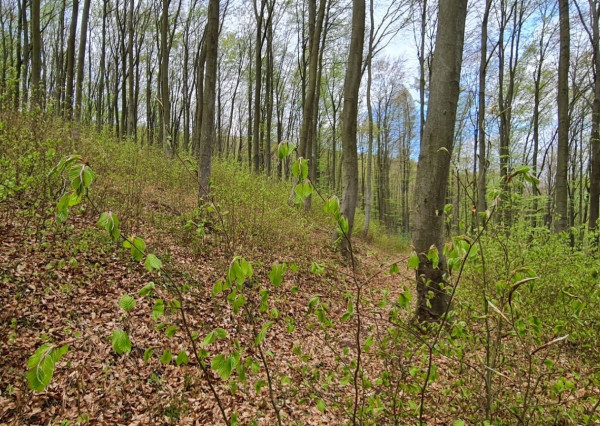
[337,0,365,256]
[477,0,492,214]
[64,0,79,118]
[160,0,172,153]
[198,0,220,198]
[363,0,375,238]
[588,2,600,229]
[74,0,90,121]
[412,0,468,322]
[555,0,570,232]
[126,0,135,136]
[30,0,42,109]
[252,0,266,173]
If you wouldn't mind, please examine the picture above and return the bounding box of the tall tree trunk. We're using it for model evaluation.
[588,1,600,229]
[21,0,30,107]
[338,0,365,256]
[363,0,375,238]
[30,0,42,109]
[198,0,220,197]
[65,0,79,118]
[126,0,135,137]
[252,0,266,173]
[97,0,108,131]
[299,0,327,208]
[418,0,427,145]
[160,0,172,153]
[412,0,467,322]
[555,0,570,232]
[74,0,91,122]
[476,0,492,214]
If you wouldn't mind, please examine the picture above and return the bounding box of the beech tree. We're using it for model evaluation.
[338,0,365,256]
[198,0,220,197]
[554,0,570,232]
[412,0,468,322]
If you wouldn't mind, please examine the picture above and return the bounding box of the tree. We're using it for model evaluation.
[30,0,42,109]
[412,0,468,322]
[338,0,365,256]
[64,0,79,117]
[476,0,493,214]
[554,0,570,232]
[160,0,172,152]
[74,0,91,122]
[198,0,220,197]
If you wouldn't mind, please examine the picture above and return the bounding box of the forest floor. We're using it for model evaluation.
[1,113,600,425]
[0,185,414,425]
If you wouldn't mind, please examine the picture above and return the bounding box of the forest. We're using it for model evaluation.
[1,0,600,424]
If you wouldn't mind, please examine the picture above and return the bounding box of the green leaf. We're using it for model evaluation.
[408,252,420,269]
[56,193,71,224]
[145,254,162,272]
[281,376,291,385]
[211,354,234,380]
[255,321,273,345]
[176,350,189,366]
[165,325,178,338]
[112,329,132,355]
[255,379,267,392]
[316,399,326,413]
[143,347,154,364]
[310,262,325,275]
[212,280,223,296]
[152,299,164,321]
[397,287,412,309]
[98,211,120,241]
[27,344,68,392]
[232,294,246,314]
[363,336,374,353]
[127,237,146,261]
[390,263,400,274]
[427,246,439,269]
[118,294,136,312]
[268,262,286,287]
[138,282,155,297]
[160,349,172,365]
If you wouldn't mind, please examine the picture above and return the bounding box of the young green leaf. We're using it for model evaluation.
[145,254,162,272]
[112,329,132,355]
[152,299,164,321]
[165,325,178,339]
[160,349,172,365]
[118,294,136,312]
[143,347,154,364]
[211,354,234,380]
[408,252,420,269]
[138,282,155,297]
[268,262,286,287]
[176,350,189,366]
[255,321,274,345]
[27,344,68,392]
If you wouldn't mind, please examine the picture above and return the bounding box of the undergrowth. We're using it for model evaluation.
[2,111,600,425]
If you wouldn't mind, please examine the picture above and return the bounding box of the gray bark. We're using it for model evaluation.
[412,0,467,322]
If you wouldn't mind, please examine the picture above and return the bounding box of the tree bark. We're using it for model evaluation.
[198,0,220,197]
[74,0,91,122]
[412,0,467,322]
[476,0,492,214]
[555,0,570,232]
[338,0,365,256]
[30,0,42,109]
[64,0,79,118]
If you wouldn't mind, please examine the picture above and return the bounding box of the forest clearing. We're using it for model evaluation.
[2,0,600,424]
